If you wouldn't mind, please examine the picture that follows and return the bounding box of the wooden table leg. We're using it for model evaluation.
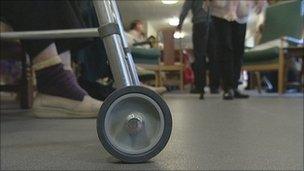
[254,71,262,94]
[154,71,159,87]
[180,69,184,91]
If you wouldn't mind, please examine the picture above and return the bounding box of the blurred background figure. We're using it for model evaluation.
[176,0,209,99]
[127,20,150,48]
[125,19,167,93]
[210,0,267,100]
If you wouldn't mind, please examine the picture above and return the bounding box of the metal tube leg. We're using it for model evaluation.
[110,0,140,85]
[125,51,141,85]
[93,0,132,87]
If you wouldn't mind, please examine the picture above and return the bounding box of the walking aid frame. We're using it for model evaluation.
[0,0,172,163]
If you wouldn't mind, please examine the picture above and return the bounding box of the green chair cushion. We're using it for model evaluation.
[243,47,279,65]
[131,48,160,64]
[133,59,159,65]
[243,0,302,66]
[260,0,302,44]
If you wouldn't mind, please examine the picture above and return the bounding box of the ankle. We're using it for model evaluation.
[199,92,204,100]
[32,43,59,69]
[59,51,72,71]
[36,64,87,101]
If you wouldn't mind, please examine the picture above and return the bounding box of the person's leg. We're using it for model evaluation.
[32,45,103,118]
[32,44,102,118]
[212,16,234,99]
[1,1,102,117]
[1,1,86,58]
[207,23,220,93]
[34,48,87,101]
[59,51,73,71]
[208,57,220,93]
[231,21,249,98]
[192,22,208,95]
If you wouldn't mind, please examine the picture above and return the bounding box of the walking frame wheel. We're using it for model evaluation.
[97,86,172,163]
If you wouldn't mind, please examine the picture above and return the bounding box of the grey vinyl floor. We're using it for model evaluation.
[1,92,303,170]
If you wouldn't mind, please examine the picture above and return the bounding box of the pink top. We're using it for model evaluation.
[210,0,267,24]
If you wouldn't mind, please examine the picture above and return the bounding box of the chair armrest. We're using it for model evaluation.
[282,36,304,46]
[1,40,25,59]
[0,21,13,32]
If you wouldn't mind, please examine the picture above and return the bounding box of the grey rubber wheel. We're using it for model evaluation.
[97,86,172,163]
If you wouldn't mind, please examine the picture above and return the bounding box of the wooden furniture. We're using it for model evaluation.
[0,40,34,109]
[283,46,304,92]
[243,0,303,94]
[158,28,184,90]
[135,28,184,90]
[137,62,184,90]
[0,22,34,109]
[244,40,304,94]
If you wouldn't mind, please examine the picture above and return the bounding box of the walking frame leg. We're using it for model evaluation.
[93,0,140,88]
[110,0,140,86]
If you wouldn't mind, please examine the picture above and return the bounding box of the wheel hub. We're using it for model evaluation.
[97,86,172,163]
[102,92,167,155]
[126,113,144,134]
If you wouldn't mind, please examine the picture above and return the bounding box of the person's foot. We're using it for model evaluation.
[36,64,87,101]
[34,64,102,118]
[199,91,205,100]
[234,89,249,99]
[190,88,201,94]
[223,89,234,100]
[33,94,102,118]
[78,77,115,101]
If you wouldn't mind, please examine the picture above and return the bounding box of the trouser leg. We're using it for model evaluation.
[0,0,86,58]
[231,22,247,90]
[207,23,220,90]
[192,22,208,91]
[212,16,234,91]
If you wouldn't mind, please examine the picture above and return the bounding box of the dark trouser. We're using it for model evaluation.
[1,1,88,58]
[207,21,220,91]
[212,16,247,91]
[192,22,208,91]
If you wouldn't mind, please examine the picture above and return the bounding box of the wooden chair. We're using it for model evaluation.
[243,0,303,94]
[0,23,34,109]
[162,28,184,90]
[138,28,184,90]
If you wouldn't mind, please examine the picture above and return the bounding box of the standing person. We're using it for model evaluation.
[207,20,220,94]
[177,0,209,99]
[210,0,266,100]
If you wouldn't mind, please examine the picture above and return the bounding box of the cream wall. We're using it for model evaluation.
[146,21,157,37]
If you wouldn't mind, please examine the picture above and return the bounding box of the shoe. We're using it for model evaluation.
[33,93,102,118]
[199,92,204,100]
[223,89,234,100]
[78,77,115,101]
[190,88,201,94]
[141,84,167,94]
[234,89,249,99]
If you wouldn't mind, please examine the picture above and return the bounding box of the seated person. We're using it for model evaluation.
[126,20,153,49]
[125,20,167,93]
[1,1,102,118]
